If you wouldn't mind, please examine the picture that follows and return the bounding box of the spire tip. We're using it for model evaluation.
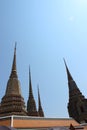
[63,58,66,66]
[14,42,17,53]
[29,65,31,76]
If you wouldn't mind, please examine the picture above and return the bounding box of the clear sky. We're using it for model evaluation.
[0,0,87,118]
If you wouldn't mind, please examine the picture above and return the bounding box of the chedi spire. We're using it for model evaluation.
[63,58,73,82]
[27,66,38,116]
[10,43,18,78]
[0,44,27,116]
[38,85,44,117]
[64,59,87,124]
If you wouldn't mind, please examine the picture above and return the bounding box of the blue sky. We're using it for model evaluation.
[0,0,87,118]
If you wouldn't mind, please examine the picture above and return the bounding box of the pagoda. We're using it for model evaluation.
[64,59,87,123]
[27,67,38,116]
[0,44,27,116]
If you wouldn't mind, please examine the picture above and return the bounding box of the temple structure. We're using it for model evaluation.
[0,45,27,116]
[64,59,87,124]
[0,44,44,117]
[0,45,87,129]
[27,67,38,116]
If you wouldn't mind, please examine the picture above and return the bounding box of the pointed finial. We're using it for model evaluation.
[29,65,33,97]
[63,58,67,67]
[38,84,40,106]
[29,65,32,83]
[10,43,18,78]
[37,84,44,117]
[63,58,73,82]
[14,42,17,54]
[37,84,39,95]
[37,84,40,103]
[29,65,31,78]
[37,84,41,103]
[63,58,69,71]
